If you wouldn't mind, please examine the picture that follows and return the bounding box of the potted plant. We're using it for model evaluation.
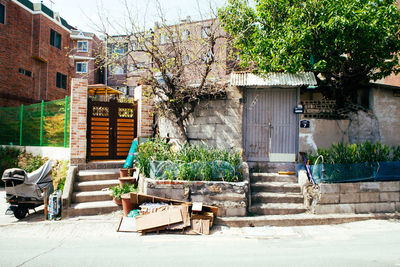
[120,167,136,177]
[110,184,137,212]
[110,185,123,205]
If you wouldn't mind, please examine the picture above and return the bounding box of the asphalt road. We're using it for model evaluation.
[1,189,400,267]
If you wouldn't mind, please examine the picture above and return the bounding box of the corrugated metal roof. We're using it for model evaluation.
[230,72,317,87]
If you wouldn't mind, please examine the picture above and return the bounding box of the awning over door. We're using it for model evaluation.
[230,72,317,87]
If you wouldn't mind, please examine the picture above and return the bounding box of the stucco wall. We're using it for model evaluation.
[372,86,400,146]
[299,118,350,153]
[159,86,243,149]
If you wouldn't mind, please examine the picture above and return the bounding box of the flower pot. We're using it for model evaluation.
[121,193,133,216]
[119,177,137,187]
[113,197,122,206]
[120,168,136,177]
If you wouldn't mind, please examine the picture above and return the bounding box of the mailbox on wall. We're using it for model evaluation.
[294,105,304,114]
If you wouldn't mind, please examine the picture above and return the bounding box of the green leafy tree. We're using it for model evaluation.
[219,0,400,104]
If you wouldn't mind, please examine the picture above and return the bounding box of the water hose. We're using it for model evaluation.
[302,153,317,188]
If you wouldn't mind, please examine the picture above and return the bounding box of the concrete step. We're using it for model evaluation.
[74,179,119,192]
[64,200,120,217]
[251,173,297,183]
[248,162,296,173]
[249,203,306,215]
[72,190,112,203]
[77,169,120,182]
[251,192,303,204]
[215,213,400,228]
[251,182,301,193]
[76,161,125,171]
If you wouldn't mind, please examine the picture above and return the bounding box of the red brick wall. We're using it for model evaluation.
[135,85,154,137]
[0,0,72,107]
[70,78,88,164]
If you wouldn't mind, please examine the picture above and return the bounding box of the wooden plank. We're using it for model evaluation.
[117,118,134,123]
[91,135,109,139]
[118,131,134,135]
[117,135,134,139]
[117,143,131,148]
[117,122,133,127]
[117,152,129,156]
[92,126,109,131]
[91,143,109,148]
[90,152,109,156]
[91,130,109,135]
[91,147,109,152]
[117,127,133,131]
[117,147,130,152]
[91,139,109,143]
[91,121,109,126]
[117,139,132,144]
[92,117,109,122]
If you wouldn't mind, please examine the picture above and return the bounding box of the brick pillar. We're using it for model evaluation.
[134,85,154,137]
[70,78,88,164]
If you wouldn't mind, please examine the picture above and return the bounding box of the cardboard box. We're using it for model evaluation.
[191,219,210,235]
[135,206,183,232]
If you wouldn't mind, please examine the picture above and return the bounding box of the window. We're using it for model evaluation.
[18,68,32,77]
[0,3,5,24]
[112,43,127,54]
[110,65,124,75]
[56,72,67,89]
[50,29,62,49]
[202,26,211,39]
[182,29,190,41]
[76,62,88,73]
[77,41,88,52]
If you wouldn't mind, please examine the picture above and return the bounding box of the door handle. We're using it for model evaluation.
[269,122,274,129]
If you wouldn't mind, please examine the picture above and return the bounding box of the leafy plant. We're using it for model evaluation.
[52,160,69,192]
[136,137,243,182]
[109,184,137,200]
[0,146,21,187]
[18,152,47,173]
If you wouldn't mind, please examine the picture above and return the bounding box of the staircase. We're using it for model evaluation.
[249,163,307,215]
[65,169,121,217]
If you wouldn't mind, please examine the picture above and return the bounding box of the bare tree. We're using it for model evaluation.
[93,0,228,141]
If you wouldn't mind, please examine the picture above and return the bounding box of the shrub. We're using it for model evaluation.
[136,137,243,182]
[307,141,400,165]
[52,160,69,191]
[109,184,137,200]
[0,146,21,186]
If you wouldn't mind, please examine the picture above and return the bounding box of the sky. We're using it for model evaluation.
[38,0,229,34]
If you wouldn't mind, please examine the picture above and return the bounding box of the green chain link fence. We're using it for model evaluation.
[0,97,70,147]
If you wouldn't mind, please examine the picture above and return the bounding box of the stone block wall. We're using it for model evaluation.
[309,182,400,214]
[139,162,250,217]
[69,79,88,165]
[159,86,243,149]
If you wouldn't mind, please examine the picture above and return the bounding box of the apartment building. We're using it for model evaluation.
[0,0,73,107]
[70,29,104,85]
[105,17,238,96]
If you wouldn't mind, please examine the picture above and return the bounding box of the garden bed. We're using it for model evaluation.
[135,138,249,216]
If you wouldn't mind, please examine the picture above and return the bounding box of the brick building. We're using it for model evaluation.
[0,0,74,107]
[69,30,104,85]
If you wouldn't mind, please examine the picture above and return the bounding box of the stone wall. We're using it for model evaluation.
[307,181,400,214]
[158,86,243,149]
[139,162,250,217]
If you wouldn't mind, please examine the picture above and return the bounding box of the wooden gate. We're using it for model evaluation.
[87,99,137,160]
[243,88,297,162]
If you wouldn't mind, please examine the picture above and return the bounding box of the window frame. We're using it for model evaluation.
[56,72,67,89]
[0,3,5,25]
[76,62,88,73]
[77,40,88,52]
[50,29,62,49]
